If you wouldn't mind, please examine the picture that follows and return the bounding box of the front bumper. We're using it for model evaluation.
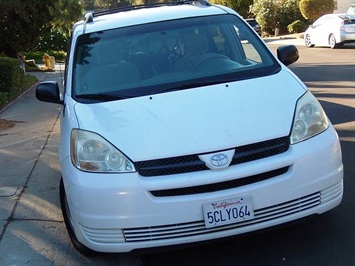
[61,126,343,253]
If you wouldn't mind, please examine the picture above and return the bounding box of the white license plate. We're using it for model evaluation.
[345,25,355,32]
[203,197,254,228]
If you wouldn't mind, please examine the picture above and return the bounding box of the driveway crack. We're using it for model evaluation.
[0,112,60,241]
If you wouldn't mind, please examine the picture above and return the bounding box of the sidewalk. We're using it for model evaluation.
[0,70,72,264]
[0,69,143,265]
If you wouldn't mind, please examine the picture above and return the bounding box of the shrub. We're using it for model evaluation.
[250,0,306,35]
[51,51,67,62]
[250,0,279,35]
[0,57,37,109]
[299,0,334,21]
[0,92,8,109]
[210,0,253,18]
[279,0,306,32]
[0,57,24,95]
[288,20,309,33]
[34,30,69,52]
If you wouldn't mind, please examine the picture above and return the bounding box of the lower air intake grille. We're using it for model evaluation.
[150,167,289,197]
[123,192,321,243]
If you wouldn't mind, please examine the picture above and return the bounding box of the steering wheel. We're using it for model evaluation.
[194,54,230,71]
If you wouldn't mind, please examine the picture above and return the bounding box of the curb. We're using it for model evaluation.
[263,33,304,42]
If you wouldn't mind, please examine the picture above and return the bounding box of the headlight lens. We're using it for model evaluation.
[290,92,329,144]
[70,129,135,173]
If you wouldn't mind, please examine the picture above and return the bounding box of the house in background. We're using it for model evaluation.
[334,0,355,13]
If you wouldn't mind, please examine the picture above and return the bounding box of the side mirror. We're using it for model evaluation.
[36,81,63,105]
[277,45,299,66]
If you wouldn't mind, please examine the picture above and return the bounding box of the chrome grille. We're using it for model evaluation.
[135,136,289,177]
[81,227,125,244]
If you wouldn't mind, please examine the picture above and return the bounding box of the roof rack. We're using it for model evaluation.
[83,0,210,22]
[84,12,94,23]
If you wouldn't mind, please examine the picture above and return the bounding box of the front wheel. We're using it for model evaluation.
[304,34,314,48]
[329,34,338,49]
[60,177,96,256]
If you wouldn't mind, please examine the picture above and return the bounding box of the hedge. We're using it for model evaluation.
[287,20,309,34]
[299,0,334,21]
[0,57,37,110]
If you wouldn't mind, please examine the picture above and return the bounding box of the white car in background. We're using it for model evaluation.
[36,0,343,255]
[304,13,355,48]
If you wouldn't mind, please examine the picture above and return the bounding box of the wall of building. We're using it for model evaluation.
[334,0,354,13]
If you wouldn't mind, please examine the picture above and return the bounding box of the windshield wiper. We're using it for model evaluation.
[76,93,130,101]
[161,80,220,93]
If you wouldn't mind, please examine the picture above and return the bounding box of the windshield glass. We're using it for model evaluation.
[73,14,279,101]
[347,5,355,14]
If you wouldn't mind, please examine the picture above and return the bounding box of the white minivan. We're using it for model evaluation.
[36,0,343,255]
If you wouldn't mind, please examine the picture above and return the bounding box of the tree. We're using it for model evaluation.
[34,30,69,51]
[278,0,306,32]
[0,0,57,57]
[210,0,253,18]
[81,0,95,10]
[0,0,82,57]
[299,0,334,21]
[53,0,83,37]
[250,0,279,34]
[81,0,133,10]
[250,0,305,35]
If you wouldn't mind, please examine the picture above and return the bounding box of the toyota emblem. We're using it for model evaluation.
[210,154,229,167]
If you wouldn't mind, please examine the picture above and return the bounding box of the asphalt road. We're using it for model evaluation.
[0,39,354,265]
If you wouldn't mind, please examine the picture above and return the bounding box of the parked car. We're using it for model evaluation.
[246,18,262,36]
[304,13,355,48]
[36,0,343,255]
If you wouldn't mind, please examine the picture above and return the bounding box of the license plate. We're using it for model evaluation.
[345,25,355,32]
[203,197,254,228]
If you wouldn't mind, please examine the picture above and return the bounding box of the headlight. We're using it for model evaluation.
[290,92,329,144]
[70,129,135,173]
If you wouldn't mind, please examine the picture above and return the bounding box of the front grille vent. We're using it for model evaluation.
[151,166,289,197]
[135,136,289,177]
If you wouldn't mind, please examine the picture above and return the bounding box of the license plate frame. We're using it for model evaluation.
[203,196,254,228]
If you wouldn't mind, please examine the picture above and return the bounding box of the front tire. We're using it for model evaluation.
[329,34,337,49]
[305,34,314,48]
[60,177,96,256]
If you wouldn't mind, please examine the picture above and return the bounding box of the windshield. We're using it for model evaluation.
[73,14,279,101]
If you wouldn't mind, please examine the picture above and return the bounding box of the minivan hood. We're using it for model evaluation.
[74,70,306,161]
